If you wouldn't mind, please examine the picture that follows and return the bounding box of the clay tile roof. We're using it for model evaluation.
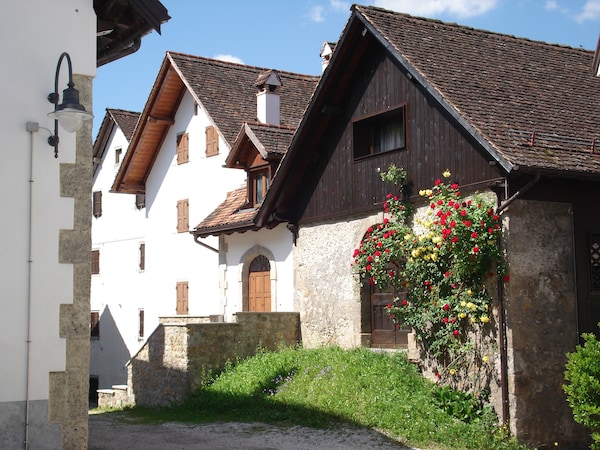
[108,108,140,141]
[246,122,296,157]
[168,52,319,146]
[193,185,257,237]
[357,5,600,176]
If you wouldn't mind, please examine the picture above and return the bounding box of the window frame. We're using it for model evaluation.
[352,104,407,160]
[250,168,269,206]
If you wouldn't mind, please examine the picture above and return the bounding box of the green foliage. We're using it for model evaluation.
[564,325,600,449]
[121,346,528,450]
[432,385,492,423]
[353,165,507,361]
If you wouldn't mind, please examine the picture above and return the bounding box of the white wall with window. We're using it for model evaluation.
[91,119,148,389]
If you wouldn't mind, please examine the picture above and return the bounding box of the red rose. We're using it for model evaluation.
[471,232,478,239]
[503,275,510,282]
[401,299,408,306]
[451,183,459,189]
[453,330,460,336]
[443,303,450,311]
[435,179,441,186]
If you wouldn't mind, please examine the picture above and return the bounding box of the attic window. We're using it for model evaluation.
[353,105,406,159]
[251,169,269,206]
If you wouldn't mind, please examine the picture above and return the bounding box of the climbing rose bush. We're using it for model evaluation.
[353,165,508,360]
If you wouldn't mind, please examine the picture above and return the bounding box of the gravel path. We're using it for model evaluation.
[88,412,417,449]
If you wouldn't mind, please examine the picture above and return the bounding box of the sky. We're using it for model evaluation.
[92,0,600,138]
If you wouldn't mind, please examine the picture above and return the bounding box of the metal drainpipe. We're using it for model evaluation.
[24,123,39,450]
[495,171,541,427]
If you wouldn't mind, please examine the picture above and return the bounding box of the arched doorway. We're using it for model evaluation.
[248,255,271,312]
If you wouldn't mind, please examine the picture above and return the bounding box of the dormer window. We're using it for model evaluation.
[251,169,269,206]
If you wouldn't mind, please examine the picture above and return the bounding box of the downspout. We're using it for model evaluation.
[24,122,40,450]
[495,171,541,426]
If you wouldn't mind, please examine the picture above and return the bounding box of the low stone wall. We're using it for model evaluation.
[112,312,300,408]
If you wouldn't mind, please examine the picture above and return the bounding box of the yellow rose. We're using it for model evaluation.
[459,312,466,319]
[431,253,438,262]
[482,355,489,363]
[480,315,490,323]
[425,189,433,196]
[460,301,467,307]
[443,170,451,178]
[419,189,426,196]
[449,368,456,375]
[471,317,477,323]
[467,289,473,296]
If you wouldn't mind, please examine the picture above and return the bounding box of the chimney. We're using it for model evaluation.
[255,70,282,125]
[320,41,336,73]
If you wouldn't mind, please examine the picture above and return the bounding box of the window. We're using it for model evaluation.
[90,311,99,338]
[115,147,122,165]
[91,250,100,275]
[176,281,189,315]
[353,105,406,159]
[138,309,145,338]
[252,170,269,206]
[135,193,145,209]
[177,199,189,233]
[206,125,219,157]
[92,191,102,218]
[176,132,189,164]
[139,243,145,271]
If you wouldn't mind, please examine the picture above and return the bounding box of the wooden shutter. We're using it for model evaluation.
[91,250,100,274]
[90,311,100,338]
[177,199,189,233]
[139,243,145,271]
[205,125,219,157]
[176,281,189,315]
[93,191,102,218]
[177,132,189,164]
[138,309,145,338]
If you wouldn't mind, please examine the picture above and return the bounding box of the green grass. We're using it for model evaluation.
[111,346,529,450]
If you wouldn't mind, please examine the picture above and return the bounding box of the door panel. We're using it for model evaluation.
[249,271,271,312]
[371,293,408,348]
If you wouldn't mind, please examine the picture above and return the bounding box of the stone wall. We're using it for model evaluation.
[503,199,586,448]
[120,312,300,407]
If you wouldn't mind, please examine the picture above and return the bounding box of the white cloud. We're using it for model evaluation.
[544,0,559,10]
[576,0,600,22]
[373,0,497,18]
[214,54,245,65]
[330,0,351,12]
[309,5,325,22]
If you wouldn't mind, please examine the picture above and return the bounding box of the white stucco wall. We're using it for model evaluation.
[91,124,149,388]
[0,0,95,405]
[145,92,245,318]
[222,224,295,320]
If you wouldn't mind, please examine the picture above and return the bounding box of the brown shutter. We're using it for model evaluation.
[177,199,189,233]
[177,132,189,164]
[138,309,145,338]
[206,126,219,157]
[91,250,100,274]
[90,311,100,338]
[139,243,145,271]
[176,281,189,315]
[93,191,102,218]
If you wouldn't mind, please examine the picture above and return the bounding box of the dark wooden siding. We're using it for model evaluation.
[300,43,499,224]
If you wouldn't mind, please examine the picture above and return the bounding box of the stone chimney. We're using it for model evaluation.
[255,70,282,125]
[320,41,336,73]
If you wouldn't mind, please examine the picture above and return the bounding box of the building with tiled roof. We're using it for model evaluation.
[239,5,597,448]
[93,50,318,393]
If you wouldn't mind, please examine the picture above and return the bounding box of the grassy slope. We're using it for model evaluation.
[126,346,528,450]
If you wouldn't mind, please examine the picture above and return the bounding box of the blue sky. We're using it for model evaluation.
[93,0,600,138]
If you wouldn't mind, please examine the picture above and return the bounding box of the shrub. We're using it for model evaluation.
[563,325,600,449]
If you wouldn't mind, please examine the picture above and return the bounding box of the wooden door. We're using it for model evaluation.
[248,255,271,312]
[249,271,271,312]
[371,293,408,348]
